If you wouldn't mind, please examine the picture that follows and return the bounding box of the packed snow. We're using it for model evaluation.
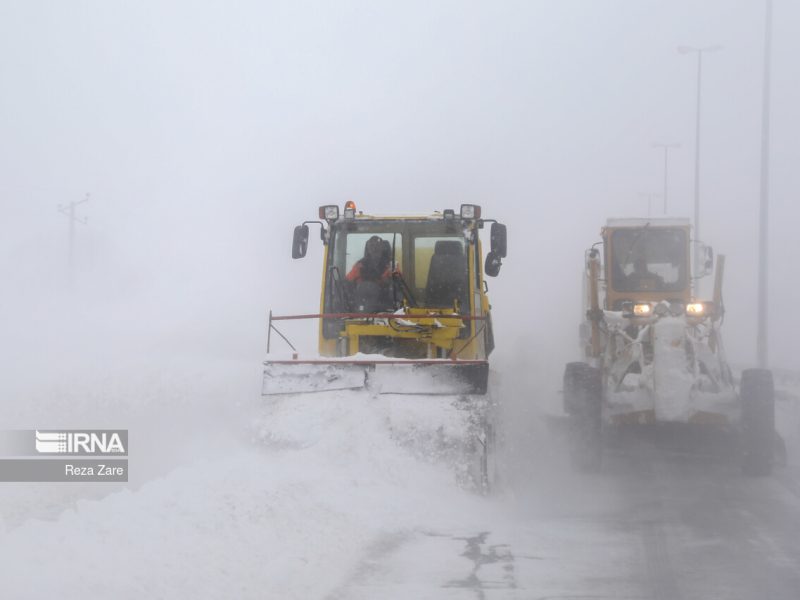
[0,356,497,599]
[1,352,799,599]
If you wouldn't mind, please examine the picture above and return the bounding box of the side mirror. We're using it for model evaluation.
[292,225,309,259]
[704,245,714,273]
[484,251,502,277]
[694,244,713,277]
[490,223,507,258]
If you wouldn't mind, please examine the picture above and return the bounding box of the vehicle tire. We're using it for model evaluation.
[569,364,603,472]
[563,362,590,415]
[740,368,775,477]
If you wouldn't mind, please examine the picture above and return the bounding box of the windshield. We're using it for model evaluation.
[326,220,469,314]
[610,227,687,292]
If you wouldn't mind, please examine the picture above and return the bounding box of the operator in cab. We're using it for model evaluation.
[346,236,393,283]
[346,236,399,313]
[626,255,665,291]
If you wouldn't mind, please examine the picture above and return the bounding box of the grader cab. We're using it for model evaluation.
[565,218,776,475]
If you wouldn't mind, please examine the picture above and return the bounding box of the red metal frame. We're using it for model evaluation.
[264,358,488,365]
[270,312,487,321]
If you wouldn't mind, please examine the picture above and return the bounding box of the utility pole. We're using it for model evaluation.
[652,142,680,214]
[757,0,773,368]
[58,193,89,283]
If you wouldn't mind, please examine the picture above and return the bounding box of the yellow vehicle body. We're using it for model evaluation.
[264,203,506,396]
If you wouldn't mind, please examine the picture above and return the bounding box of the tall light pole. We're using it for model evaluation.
[652,142,680,214]
[638,192,662,217]
[678,45,722,264]
[757,0,773,368]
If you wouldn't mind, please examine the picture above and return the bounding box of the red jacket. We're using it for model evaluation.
[346,261,394,283]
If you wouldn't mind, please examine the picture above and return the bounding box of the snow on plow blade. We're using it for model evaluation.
[262,359,489,396]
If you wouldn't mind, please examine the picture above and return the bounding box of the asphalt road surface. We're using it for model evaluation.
[330,429,800,600]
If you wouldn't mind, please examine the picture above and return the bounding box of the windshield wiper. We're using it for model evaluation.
[622,222,651,267]
[392,270,417,308]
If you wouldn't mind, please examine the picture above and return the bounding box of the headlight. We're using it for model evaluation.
[318,205,339,221]
[686,302,705,316]
[633,303,652,316]
[460,204,481,220]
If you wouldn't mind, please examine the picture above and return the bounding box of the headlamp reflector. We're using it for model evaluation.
[686,302,705,316]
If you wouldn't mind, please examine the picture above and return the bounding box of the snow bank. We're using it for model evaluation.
[0,362,485,600]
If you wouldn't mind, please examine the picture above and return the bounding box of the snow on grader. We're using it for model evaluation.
[564,218,777,475]
[263,202,507,491]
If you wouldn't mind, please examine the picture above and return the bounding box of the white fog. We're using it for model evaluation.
[1,1,799,598]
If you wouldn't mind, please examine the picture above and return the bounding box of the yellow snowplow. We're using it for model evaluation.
[565,218,776,475]
[262,202,507,490]
[264,202,505,396]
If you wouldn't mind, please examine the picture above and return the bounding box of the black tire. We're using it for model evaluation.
[740,368,775,477]
[563,362,590,415]
[569,364,603,472]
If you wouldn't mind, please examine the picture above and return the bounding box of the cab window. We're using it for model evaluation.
[611,228,687,292]
[414,236,467,309]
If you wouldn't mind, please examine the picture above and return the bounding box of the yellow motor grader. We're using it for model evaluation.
[564,218,776,475]
[263,201,507,490]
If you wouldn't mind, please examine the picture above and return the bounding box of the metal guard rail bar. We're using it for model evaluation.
[270,312,487,321]
[264,358,488,365]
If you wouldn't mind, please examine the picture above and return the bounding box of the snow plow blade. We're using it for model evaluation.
[262,359,489,396]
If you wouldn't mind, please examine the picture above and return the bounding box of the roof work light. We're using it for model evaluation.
[460,204,481,220]
[319,205,339,221]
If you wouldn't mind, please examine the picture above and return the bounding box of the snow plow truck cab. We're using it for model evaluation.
[263,202,506,396]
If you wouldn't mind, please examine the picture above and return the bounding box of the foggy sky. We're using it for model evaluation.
[1,0,798,384]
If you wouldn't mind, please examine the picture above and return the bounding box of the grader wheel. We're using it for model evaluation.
[566,363,603,472]
[740,368,775,477]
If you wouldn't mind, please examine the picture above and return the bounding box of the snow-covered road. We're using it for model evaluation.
[1,357,799,599]
[329,435,800,599]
